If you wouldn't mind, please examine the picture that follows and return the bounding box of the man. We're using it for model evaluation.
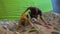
[19,7,48,25]
[19,7,53,28]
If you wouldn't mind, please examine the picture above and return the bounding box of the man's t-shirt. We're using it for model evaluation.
[27,7,42,18]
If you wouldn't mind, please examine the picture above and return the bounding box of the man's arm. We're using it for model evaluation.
[39,16,48,25]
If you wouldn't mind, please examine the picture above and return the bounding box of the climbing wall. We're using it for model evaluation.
[0,0,52,20]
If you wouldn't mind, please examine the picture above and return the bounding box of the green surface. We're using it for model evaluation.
[0,0,52,20]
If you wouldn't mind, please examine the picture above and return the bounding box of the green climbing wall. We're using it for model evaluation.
[0,0,52,20]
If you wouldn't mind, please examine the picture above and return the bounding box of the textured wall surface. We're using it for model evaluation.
[0,0,52,20]
[51,0,60,14]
